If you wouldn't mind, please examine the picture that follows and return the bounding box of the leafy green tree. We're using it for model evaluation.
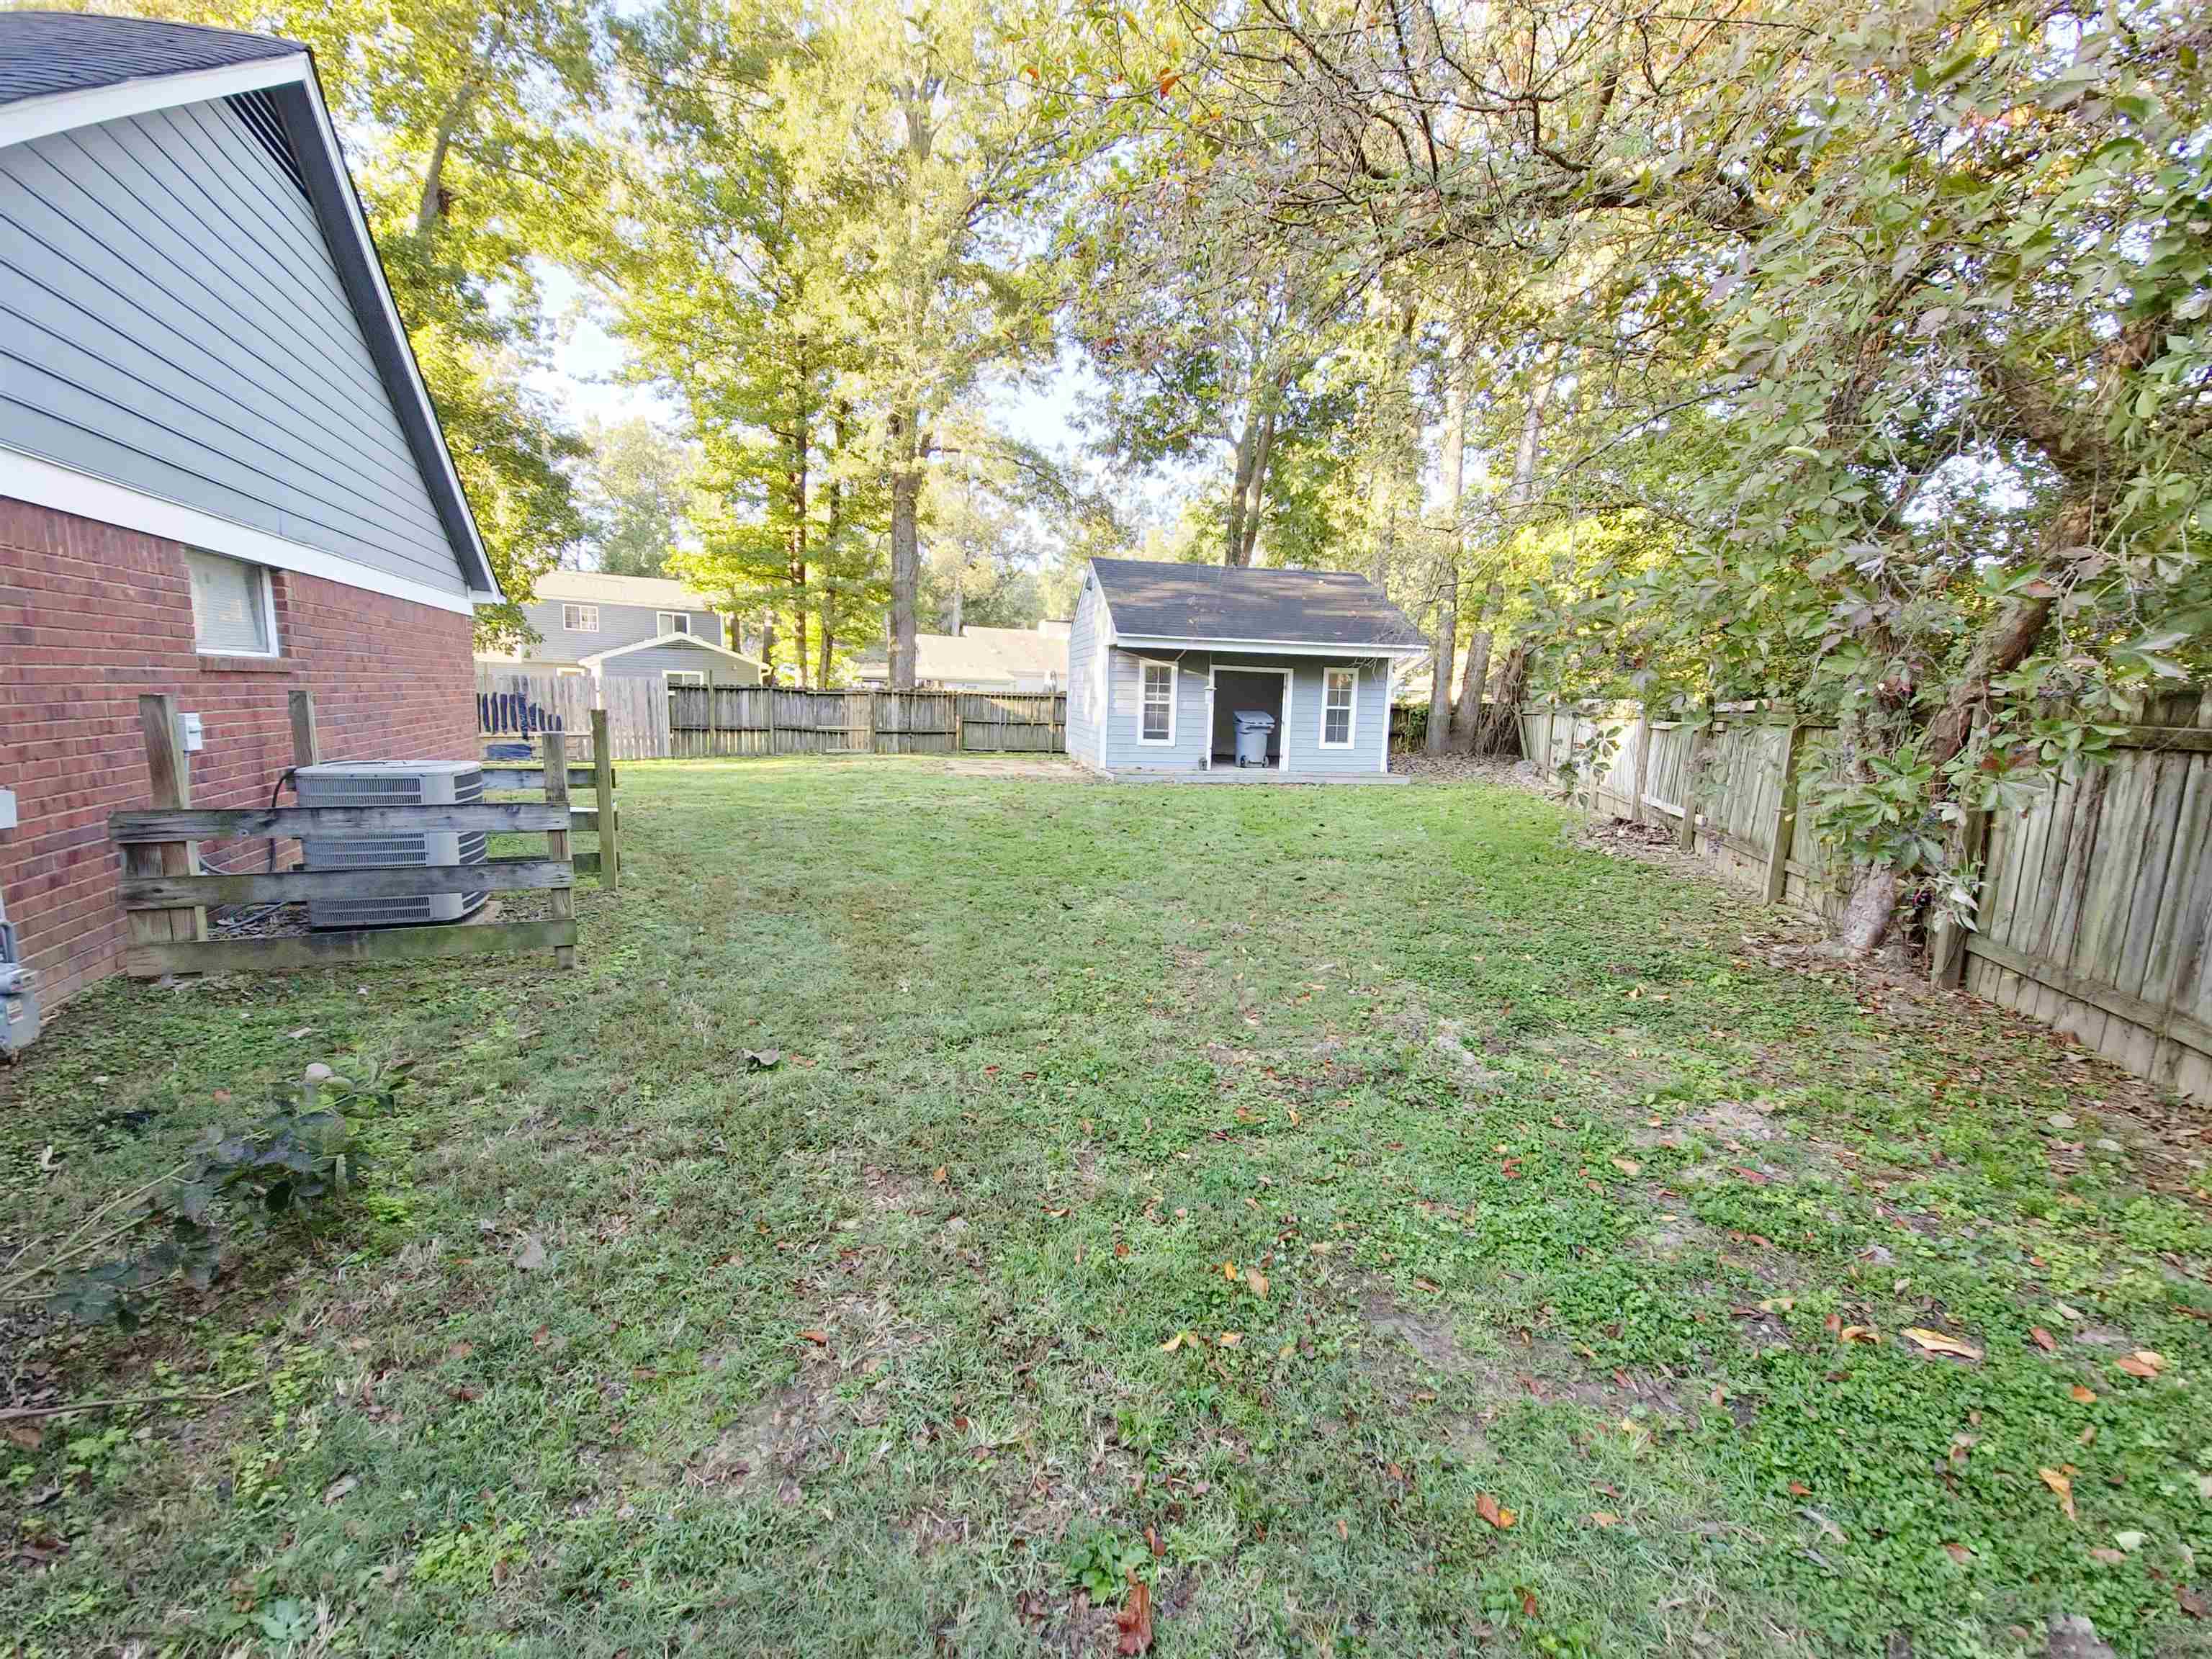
[577,417,701,577]
[1154,0,2211,953]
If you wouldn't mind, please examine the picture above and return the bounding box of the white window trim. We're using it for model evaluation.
[1136,657,1177,747]
[657,611,691,637]
[187,549,282,659]
[665,670,707,689]
[563,603,600,633]
[1319,664,1358,750]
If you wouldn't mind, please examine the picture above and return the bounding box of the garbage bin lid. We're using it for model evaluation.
[1234,709,1276,728]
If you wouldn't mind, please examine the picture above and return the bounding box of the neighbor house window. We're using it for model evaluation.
[563,603,599,632]
[657,611,691,637]
[1321,666,1357,747]
[665,670,706,687]
[1138,660,1175,744]
[185,549,276,656]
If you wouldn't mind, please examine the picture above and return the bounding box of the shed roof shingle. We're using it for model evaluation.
[0,12,301,109]
[1088,558,1426,649]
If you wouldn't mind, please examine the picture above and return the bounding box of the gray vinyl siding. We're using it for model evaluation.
[597,637,759,683]
[1100,647,1213,770]
[1064,573,1105,766]
[1098,648,1393,775]
[522,600,724,664]
[0,97,467,593]
[1259,657,1391,774]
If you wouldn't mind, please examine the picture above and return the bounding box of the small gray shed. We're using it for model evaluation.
[1064,560,1427,778]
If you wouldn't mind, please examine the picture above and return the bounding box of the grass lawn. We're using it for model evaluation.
[4,757,2210,1658]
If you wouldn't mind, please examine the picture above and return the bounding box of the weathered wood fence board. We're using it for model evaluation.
[660,687,1067,760]
[1519,693,2212,1102]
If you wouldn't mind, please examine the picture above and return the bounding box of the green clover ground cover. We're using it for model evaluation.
[1,757,2206,1657]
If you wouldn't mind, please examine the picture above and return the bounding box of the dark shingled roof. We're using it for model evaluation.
[0,11,300,109]
[1089,558,1427,649]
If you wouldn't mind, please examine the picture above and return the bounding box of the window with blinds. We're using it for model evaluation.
[185,550,276,656]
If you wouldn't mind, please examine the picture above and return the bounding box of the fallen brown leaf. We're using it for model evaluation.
[2116,1349,2166,1378]
[1115,1570,1154,1654]
[1475,1492,1517,1530]
[1610,1157,1642,1177]
[797,1329,828,1346]
[1902,1327,1982,1361]
[2071,1384,2098,1403]
[1590,1511,1620,1527]
[1942,1542,1973,1564]
[2039,1467,2077,1522]
[2030,1327,2057,1353]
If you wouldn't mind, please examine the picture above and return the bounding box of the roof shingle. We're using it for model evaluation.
[0,12,300,111]
[1088,558,1426,650]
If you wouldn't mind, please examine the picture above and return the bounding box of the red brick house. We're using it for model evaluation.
[0,14,501,1013]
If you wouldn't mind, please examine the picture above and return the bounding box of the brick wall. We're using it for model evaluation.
[0,497,477,1009]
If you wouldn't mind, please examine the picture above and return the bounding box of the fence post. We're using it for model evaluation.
[1677,711,1710,853]
[1629,705,1652,823]
[130,693,203,948]
[953,696,966,755]
[1763,722,1805,904]
[289,688,320,769]
[763,684,778,757]
[591,709,619,892]
[867,691,880,755]
[543,729,577,968]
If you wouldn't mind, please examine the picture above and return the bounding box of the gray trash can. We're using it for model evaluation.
[1233,710,1275,768]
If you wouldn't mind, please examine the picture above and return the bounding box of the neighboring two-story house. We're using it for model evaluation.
[492,569,763,691]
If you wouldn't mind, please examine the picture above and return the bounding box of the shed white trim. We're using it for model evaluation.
[1208,662,1293,773]
[1318,664,1358,750]
[579,631,765,671]
[0,444,479,616]
[1112,632,1426,659]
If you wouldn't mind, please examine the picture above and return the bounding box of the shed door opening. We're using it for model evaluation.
[1211,670,1285,768]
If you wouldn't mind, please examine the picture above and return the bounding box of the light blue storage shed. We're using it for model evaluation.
[1064,559,1428,779]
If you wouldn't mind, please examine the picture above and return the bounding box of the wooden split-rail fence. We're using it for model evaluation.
[108,693,619,979]
[1519,693,2212,1102]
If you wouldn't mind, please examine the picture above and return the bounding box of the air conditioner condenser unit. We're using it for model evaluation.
[294,761,488,930]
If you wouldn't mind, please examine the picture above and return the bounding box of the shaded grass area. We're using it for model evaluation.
[2,757,2208,1658]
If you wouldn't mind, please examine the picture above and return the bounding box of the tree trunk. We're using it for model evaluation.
[788,400,809,689]
[414,78,477,235]
[1235,398,1277,567]
[1835,866,1902,960]
[1426,337,1468,755]
[888,411,922,690]
[1451,598,1498,752]
[950,560,964,635]
[1224,396,1260,567]
[760,611,778,685]
[1479,643,1529,754]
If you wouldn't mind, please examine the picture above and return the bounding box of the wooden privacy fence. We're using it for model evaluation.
[1519,694,2212,1102]
[662,687,1068,759]
[112,692,580,978]
[477,668,670,762]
